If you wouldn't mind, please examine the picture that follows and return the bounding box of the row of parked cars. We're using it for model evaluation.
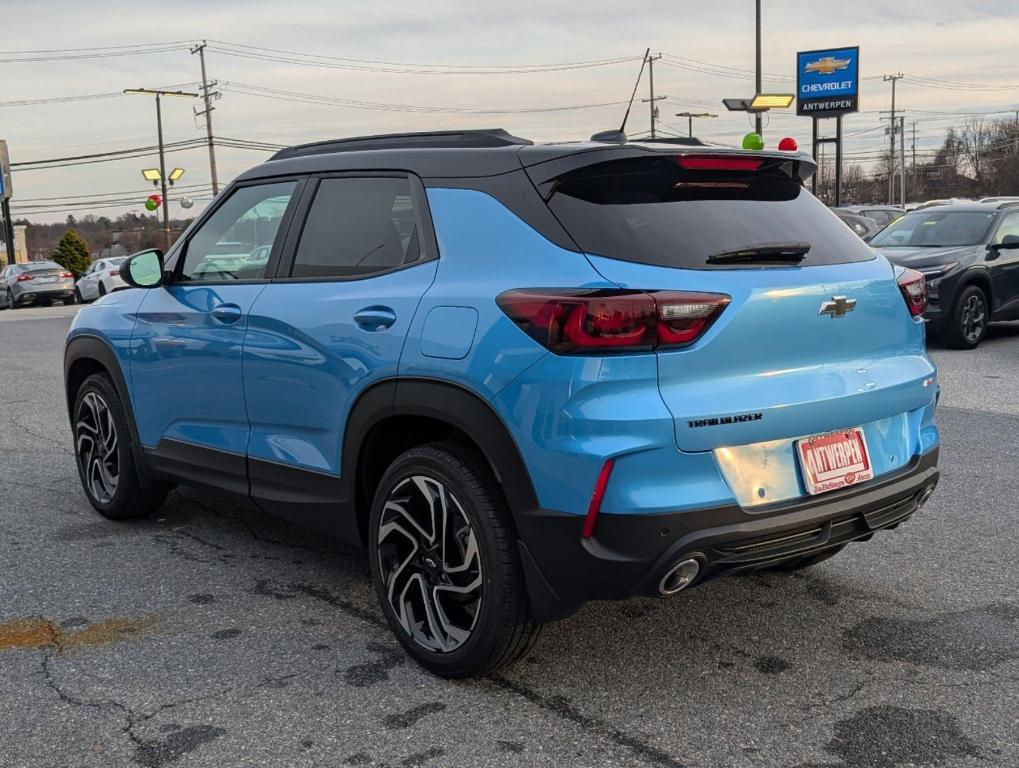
[832,198,1019,348]
[0,256,125,309]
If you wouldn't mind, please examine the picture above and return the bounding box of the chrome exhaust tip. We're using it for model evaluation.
[916,483,937,509]
[658,558,701,596]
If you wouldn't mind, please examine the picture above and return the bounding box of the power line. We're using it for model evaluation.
[220,80,628,114]
[205,40,642,75]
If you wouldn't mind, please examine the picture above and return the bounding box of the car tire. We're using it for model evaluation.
[368,442,541,678]
[98,283,107,297]
[72,373,169,520]
[63,296,75,306]
[0,289,8,310]
[74,288,83,304]
[942,284,988,349]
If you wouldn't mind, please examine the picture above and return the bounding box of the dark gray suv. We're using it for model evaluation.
[869,202,1019,348]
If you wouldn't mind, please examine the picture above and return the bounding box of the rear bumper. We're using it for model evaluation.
[13,286,74,303]
[517,447,939,620]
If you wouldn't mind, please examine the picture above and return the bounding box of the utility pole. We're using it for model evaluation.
[910,121,918,201]
[755,0,763,135]
[640,52,665,138]
[883,73,903,205]
[190,41,220,196]
[124,88,199,251]
[899,116,906,208]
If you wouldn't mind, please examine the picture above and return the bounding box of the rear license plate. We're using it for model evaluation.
[796,427,874,495]
[37,276,56,283]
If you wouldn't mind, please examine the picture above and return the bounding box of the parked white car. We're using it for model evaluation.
[75,257,127,302]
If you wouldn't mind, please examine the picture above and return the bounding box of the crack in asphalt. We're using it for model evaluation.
[487,676,687,768]
[9,416,74,455]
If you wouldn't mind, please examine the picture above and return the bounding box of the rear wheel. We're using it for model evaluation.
[943,284,988,349]
[73,288,83,304]
[73,373,168,520]
[368,442,540,678]
[98,283,107,297]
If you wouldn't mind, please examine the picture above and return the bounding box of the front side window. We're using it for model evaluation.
[179,181,297,281]
[290,176,421,279]
[992,212,1019,244]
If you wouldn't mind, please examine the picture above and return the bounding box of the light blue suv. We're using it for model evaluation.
[64,130,941,677]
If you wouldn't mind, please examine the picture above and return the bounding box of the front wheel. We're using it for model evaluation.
[73,373,168,520]
[943,284,988,349]
[368,442,540,678]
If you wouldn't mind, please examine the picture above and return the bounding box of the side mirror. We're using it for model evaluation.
[999,234,1019,249]
[120,249,164,289]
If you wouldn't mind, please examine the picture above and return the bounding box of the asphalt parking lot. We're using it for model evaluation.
[1,303,1016,768]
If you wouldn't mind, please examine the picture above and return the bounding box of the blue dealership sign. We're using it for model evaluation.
[796,47,859,117]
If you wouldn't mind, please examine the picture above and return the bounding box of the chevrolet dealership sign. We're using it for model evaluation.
[796,46,860,117]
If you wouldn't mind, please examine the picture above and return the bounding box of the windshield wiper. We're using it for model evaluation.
[706,242,811,265]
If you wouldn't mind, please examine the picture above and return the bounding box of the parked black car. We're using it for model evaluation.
[869,201,1019,348]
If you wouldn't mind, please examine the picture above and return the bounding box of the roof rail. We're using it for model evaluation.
[270,129,532,161]
[996,200,1019,210]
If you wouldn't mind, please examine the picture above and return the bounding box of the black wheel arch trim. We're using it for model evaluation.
[343,376,541,534]
[64,334,156,490]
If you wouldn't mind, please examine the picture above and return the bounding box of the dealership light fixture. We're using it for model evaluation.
[749,93,796,110]
[141,168,161,185]
[168,167,186,184]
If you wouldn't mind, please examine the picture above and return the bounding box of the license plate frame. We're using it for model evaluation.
[796,427,874,495]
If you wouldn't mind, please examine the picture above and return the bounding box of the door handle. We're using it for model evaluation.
[354,306,397,331]
[210,303,243,325]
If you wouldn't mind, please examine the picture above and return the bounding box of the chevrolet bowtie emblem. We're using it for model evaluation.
[819,296,857,318]
[804,57,851,76]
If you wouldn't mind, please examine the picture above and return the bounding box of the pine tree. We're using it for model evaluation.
[51,229,91,277]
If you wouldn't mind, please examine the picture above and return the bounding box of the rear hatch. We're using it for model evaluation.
[531,148,933,453]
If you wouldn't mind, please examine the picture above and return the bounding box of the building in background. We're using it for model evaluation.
[0,224,28,264]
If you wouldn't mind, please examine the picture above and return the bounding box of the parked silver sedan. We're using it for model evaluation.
[0,261,76,309]
[74,257,127,303]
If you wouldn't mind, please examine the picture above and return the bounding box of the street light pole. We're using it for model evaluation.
[154,93,170,250]
[124,88,198,251]
[755,0,763,136]
[675,112,718,138]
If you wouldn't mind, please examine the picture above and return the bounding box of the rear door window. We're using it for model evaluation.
[289,176,422,279]
[546,156,876,269]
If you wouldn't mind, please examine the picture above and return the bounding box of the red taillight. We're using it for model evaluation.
[16,274,33,282]
[582,458,614,539]
[676,155,763,172]
[897,269,927,316]
[497,289,729,354]
[61,271,74,279]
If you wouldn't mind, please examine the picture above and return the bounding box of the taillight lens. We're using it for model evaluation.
[497,289,729,354]
[897,269,927,316]
[16,274,33,282]
[61,271,74,279]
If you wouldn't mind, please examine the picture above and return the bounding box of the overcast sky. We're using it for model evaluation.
[5,0,1019,222]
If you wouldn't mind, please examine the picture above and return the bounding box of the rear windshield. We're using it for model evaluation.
[26,261,62,271]
[547,156,876,269]
[869,210,995,247]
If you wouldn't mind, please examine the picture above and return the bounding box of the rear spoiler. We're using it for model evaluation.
[521,144,817,194]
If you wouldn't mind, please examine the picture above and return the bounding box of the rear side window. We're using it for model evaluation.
[290,176,421,279]
[547,156,875,269]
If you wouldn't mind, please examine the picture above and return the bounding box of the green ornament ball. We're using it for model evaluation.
[742,132,765,151]
[145,199,158,211]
